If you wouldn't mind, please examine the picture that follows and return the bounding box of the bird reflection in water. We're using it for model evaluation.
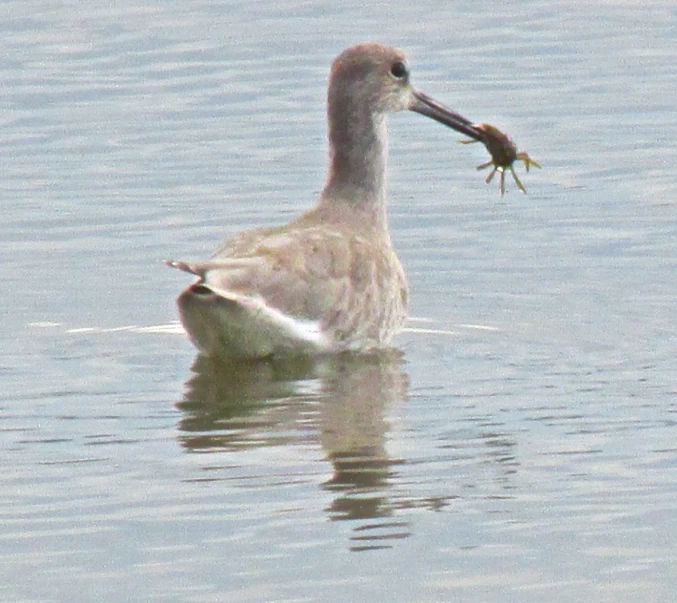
[177,350,520,551]
[177,350,415,550]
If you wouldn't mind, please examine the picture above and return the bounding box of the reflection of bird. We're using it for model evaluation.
[176,351,407,457]
[166,43,483,360]
[176,349,413,548]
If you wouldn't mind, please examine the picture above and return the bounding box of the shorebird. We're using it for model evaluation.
[166,43,485,360]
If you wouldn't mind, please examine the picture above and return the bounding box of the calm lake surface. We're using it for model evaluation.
[2,1,676,601]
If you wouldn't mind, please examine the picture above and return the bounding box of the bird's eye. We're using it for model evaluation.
[390,61,408,79]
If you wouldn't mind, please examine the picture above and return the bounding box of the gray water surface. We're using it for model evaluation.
[2,1,676,601]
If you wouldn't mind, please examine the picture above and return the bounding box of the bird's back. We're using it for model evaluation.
[170,207,408,360]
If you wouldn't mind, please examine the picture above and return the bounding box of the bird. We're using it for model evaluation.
[166,42,484,360]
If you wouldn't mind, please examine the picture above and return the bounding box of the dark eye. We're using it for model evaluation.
[390,61,408,79]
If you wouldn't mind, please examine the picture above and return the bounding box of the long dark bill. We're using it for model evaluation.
[410,90,484,142]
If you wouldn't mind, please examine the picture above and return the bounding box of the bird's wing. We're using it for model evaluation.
[207,225,356,322]
[167,223,406,340]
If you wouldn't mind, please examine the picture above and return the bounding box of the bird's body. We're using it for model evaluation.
[167,43,483,360]
[168,204,407,359]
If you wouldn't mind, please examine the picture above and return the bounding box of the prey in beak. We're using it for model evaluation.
[410,90,540,195]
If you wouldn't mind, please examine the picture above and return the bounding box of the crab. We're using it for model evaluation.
[461,123,541,195]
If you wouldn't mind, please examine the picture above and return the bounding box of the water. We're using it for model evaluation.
[2,1,677,601]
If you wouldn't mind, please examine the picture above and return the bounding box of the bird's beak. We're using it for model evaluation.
[410,90,484,141]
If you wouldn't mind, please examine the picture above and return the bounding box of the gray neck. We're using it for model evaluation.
[320,103,389,229]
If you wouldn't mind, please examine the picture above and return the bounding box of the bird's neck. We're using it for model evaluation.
[320,104,389,230]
